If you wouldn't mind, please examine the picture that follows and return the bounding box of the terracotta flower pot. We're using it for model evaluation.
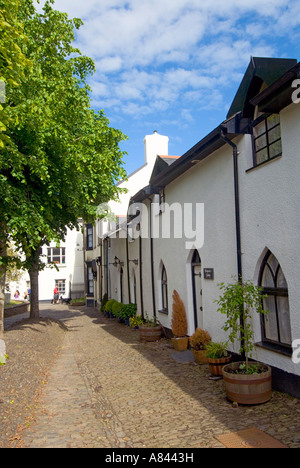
[171,337,189,351]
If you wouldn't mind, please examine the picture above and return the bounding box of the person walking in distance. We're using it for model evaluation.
[53,285,59,304]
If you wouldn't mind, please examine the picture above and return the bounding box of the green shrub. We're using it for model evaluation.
[119,303,137,320]
[105,299,118,313]
[112,301,123,317]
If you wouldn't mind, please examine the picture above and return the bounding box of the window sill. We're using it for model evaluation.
[255,341,292,357]
[246,154,282,173]
[158,308,168,315]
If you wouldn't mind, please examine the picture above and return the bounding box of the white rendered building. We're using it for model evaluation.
[86,57,300,397]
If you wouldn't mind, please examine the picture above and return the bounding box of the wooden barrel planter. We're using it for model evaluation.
[192,349,208,365]
[222,362,272,405]
[208,355,232,377]
[139,325,162,342]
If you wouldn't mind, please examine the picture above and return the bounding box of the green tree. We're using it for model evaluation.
[0,0,32,338]
[0,0,127,324]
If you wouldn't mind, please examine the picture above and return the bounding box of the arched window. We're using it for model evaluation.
[259,250,292,350]
[161,264,168,313]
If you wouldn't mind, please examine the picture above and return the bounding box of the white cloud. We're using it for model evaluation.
[35,0,299,122]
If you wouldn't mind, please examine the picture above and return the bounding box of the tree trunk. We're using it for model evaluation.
[0,264,6,340]
[29,261,40,320]
[0,224,7,339]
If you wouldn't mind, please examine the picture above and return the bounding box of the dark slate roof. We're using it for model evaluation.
[250,61,300,114]
[227,57,297,119]
[149,155,180,184]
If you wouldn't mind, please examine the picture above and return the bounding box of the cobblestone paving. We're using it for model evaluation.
[14,306,300,448]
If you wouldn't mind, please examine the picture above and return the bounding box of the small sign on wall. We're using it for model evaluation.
[204,268,214,280]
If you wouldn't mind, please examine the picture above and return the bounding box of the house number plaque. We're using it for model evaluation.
[204,268,214,280]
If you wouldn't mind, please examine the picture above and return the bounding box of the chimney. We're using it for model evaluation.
[144,131,169,165]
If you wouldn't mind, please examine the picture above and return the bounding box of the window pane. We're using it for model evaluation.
[87,226,93,248]
[61,248,66,264]
[268,125,281,144]
[277,296,292,345]
[277,267,287,289]
[162,285,168,309]
[267,114,280,130]
[255,134,267,152]
[55,280,66,294]
[254,121,266,137]
[269,140,282,158]
[263,295,279,342]
[262,264,274,288]
[256,148,269,164]
[268,253,279,275]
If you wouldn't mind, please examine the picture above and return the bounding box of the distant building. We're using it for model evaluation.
[9,224,85,302]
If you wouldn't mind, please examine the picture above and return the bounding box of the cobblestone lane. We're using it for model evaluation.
[15,306,300,448]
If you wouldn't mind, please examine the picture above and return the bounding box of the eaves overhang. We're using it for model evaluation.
[227,57,297,119]
[148,113,251,191]
[130,184,162,204]
[250,61,300,114]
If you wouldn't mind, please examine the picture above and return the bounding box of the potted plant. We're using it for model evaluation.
[216,278,272,405]
[104,299,118,318]
[112,301,124,322]
[189,328,211,364]
[205,341,231,376]
[129,315,143,329]
[70,297,86,306]
[171,290,189,351]
[119,303,137,325]
[139,314,162,342]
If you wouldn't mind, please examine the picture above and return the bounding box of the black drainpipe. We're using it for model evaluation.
[219,130,242,280]
[126,224,131,304]
[146,195,157,319]
[139,228,144,319]
[219,130,245,358]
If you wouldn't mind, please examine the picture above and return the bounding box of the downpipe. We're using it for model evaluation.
[219,131,245,359]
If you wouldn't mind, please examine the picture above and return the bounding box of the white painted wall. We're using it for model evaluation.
[94,132,170,306]
[239,102,300,375]
[151,144,237,340]
[109,131,169,219]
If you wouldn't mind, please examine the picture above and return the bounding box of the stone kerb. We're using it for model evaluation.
[4,302,30,318]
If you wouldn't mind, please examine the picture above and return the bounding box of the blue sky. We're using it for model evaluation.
[37,0,300,175]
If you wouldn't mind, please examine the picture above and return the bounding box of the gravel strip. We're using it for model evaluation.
[0,318,66,448]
